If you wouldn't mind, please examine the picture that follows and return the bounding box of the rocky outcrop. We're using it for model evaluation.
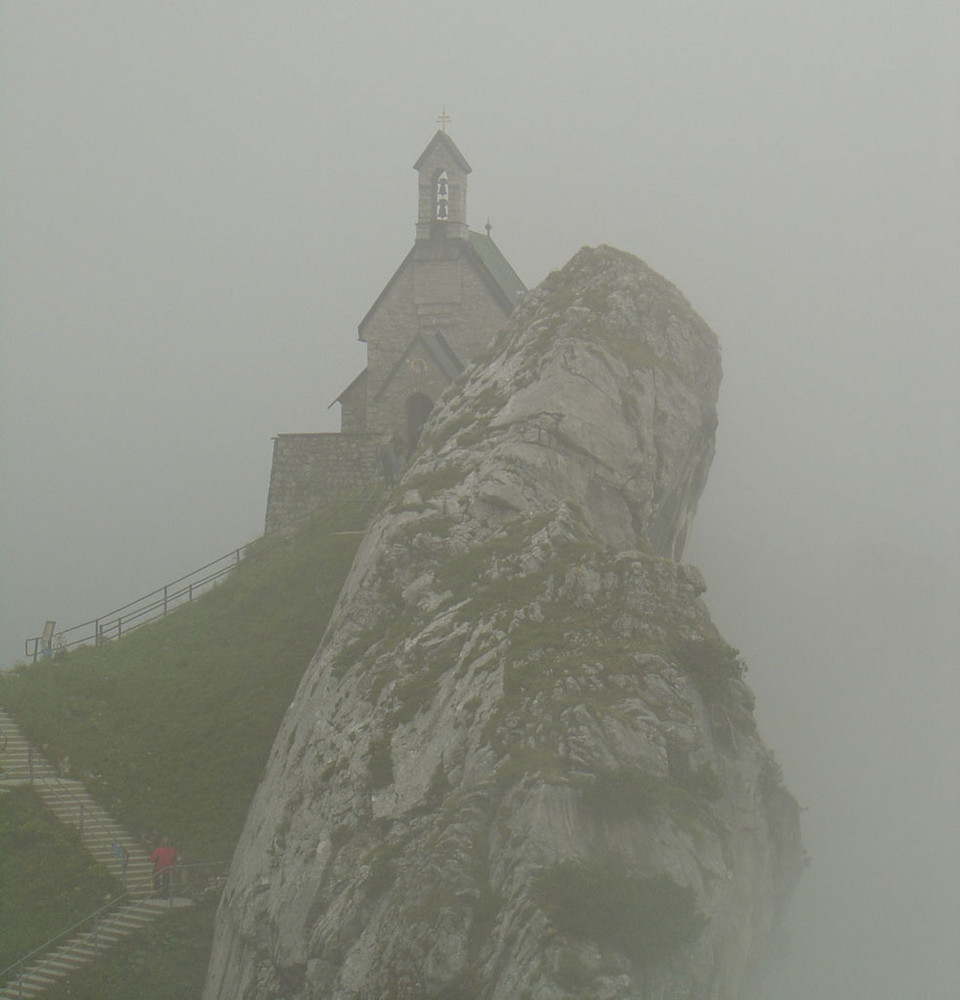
[204,246,803,999]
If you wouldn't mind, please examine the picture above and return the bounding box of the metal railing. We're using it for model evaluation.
[22,489,387,664]
[25,547,248,662]
[0,861,229,997]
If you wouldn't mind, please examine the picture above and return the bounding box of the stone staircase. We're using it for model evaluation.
[0,707,189,997]
[0,708,153,892]
[0,898,187,1000]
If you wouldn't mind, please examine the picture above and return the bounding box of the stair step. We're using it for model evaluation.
[108,917,152,932]
[22,967,65,982]
[81,837,137,849]
[101,915,147,932]
[56,945,101,961]
[12,971,60,988]
[0,986,45,999]
[85,931,124,946]
[40,958,85,975]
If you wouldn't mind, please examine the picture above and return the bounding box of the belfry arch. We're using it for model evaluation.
[435,170,449,220]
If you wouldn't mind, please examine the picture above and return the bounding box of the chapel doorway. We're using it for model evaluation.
[406,392,434,448]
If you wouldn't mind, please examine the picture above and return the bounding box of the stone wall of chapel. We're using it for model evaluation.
[441,263,513,362]
[362,266,421,401]
[264,433,383,536]
[339,376,368,433]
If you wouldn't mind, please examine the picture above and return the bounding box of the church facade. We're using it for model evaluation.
[264,130,526,535]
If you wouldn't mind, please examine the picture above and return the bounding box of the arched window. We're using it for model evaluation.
[436,171,449,220]
[406,392,434,447]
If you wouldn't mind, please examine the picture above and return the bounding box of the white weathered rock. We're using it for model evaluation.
[204,246,803,999]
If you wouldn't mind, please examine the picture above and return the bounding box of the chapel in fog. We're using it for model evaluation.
[265,128,525,535]
[335,129,525,448]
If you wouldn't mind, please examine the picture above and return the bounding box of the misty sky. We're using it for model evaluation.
[2,3,958,997]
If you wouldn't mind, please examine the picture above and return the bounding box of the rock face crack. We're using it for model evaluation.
[204,246,803,1000]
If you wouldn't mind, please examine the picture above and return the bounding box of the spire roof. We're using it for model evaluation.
[413,130,472,174]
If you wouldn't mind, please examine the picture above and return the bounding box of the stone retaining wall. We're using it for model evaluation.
[264,433,384,535]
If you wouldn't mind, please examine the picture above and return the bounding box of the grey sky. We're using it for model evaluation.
[2,2,958,996]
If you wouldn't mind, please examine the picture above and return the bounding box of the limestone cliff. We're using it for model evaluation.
[204,246,803,999]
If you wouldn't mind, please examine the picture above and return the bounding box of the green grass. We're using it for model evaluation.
[0,499,370,992]
[0,787,118,973]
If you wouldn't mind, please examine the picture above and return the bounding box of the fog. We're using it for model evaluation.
[2,3,957,996]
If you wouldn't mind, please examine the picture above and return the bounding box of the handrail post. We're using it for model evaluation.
[163,585,168,616]
[79,801,84,838]
[28,747,33,784]
[17,959,23,999]
[95,619,101,647]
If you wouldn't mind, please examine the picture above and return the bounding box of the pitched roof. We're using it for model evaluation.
[331,366,367,408]
[422,331,463,380]
[465,230,527,310]
[358,247,414,341]
[413,131,472,174]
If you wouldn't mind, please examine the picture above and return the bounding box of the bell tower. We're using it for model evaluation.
[414,128,471,242]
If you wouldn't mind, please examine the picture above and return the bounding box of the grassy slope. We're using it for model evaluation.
[0,498,369,993]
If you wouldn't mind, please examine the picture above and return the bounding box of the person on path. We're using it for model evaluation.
[151,837,177,897]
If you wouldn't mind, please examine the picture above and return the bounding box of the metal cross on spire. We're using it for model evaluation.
[436,107,451,132]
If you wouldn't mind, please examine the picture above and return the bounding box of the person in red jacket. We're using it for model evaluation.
[151,838,178,897]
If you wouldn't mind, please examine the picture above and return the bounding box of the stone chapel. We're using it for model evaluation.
[264,129,526,535]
